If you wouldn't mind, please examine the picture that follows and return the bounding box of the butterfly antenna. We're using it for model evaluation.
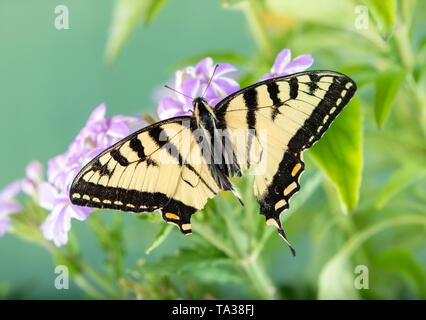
[164,85,193,100]
[202,64,219,98]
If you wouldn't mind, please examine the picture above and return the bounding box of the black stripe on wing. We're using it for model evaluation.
[71,180,197,234]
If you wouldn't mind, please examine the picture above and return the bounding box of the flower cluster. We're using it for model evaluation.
[259,48,313,81]
[157,57,240,120]
[38,103,146,246]
[0,181,21,236]
[0,161,43,236]
[157,48,313,119]
[0,48,313,247]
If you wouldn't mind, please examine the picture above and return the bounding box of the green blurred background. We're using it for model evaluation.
[0,0,252,299]
[0,0,425,299]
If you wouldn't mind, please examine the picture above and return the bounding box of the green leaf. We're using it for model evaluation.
[374,67,406,127]
[318,215,426,299]
[375,249,425,299]
[10,200,47,244]
[366,0,397,40]
[318,254,360,299]
[145,224,173,254]
[87,214,125,279]
[104,0,168,64]
[310,98,363,213]
[136,248,242,284]
[145,0,169,25]
[221,0,247,7]
[376,164,426,209]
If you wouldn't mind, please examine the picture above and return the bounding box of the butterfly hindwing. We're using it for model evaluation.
[70,117,221,234]
[214,70,356,250]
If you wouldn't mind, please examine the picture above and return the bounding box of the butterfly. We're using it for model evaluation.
[70,70,357,255]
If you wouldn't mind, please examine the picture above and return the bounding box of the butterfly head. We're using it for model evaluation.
[193,97,216,126]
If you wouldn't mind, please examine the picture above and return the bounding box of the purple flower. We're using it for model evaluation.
[0,181,22,236]
[40,103,145,247]
[47,103,145,193]
[157,58,239,120]
[21,160,43,196]
[260,48,314,81]
[39,181,91,247]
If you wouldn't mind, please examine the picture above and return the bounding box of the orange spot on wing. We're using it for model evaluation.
[165,213,180,220]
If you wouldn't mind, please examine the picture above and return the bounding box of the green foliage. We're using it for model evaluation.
[365,0,397,40]
[310,98,363,213]
[5,0,426,300]
[374,66,406,127]
[145,224,173,254]
[135,247,242,285]
[318,215,426,299]
[376,164,426,209]
[374,249,425,299]
[104,0,169,64]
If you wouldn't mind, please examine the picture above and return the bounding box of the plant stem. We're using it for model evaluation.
[394,24,414,70]
[73,274,106,299]
[192,220,238,258]
[217,199,248,257]
[241,255,277,299]
[81,262,118,297]
[244,176,257,249]
[337,214,426,259]
[240,1,272,58]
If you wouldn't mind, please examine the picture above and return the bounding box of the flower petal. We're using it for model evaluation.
[86,103,106,126]
[68,204,91,221]
[212,78,240,96]
[271,48,291,75]
[157,97,185,120]
[0,202,21,216]
[181,78,202,101]
[214,63,238,78]
[125,116,147,134]
[26,161,43,183]
[0,216,11,237]
[41,201,70,247]
[107,119,129,139]
[208,97,223,107]
[47,154,70,190]
[203,85,219,101]
[283,54,314,74]
[258,73,274,82]
[0,180,21,201]
[38,182,59,210]
[21,178,36,196]
[195,57,214,79]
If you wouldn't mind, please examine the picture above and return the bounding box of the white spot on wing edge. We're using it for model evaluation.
[283,182,298,196]
[266,218,279,228]
[274,199,287,211]
[182,223,192,231]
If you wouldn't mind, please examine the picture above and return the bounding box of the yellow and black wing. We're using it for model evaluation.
[215,70,357,254]
[70,117,221,234]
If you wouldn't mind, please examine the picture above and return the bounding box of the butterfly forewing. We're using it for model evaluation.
[70,117,221,234]
[214,70,357,244]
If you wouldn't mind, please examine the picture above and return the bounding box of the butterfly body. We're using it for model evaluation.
[70,70,357,255]
[192,97,242,194]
